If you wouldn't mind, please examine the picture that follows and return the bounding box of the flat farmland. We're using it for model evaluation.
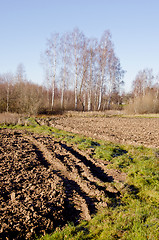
[42,115,159,148]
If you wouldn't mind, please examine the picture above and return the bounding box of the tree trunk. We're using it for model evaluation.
[51,54,56,111]
[61,68,66,109]
[98,85,102,110]
[6,82,9,112]
[98,72,104,110]
[74,44,78,110]
[75,68,78,110]
[88,89,91,111]
[88,52,93,111]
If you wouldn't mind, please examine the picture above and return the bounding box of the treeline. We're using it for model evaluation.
[0,65,47,114]
[126,68,159,113]
[1,28,159,115]
[1,66,159,115]
[43,28,125,111]
[0,28,125,114]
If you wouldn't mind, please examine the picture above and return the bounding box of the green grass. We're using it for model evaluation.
[1,118,158,240]
[40,201,158,240]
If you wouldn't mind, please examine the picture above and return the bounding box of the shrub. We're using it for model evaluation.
[0,112,21,125]
[125,93,159,114]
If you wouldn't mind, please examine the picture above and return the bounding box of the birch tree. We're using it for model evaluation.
[107,50,125,109]
[132,68,154,97]
[78,38,89,111]
[85,39,97,111]
[45,33,59,110]
[97,31,112,110]
[72,28,85,110]
[15,64,27,113]
[60,32,71,109]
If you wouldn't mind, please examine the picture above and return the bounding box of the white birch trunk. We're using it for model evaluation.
[74,46,78,110]
[94,81,98,110]
[75,66,78,110]
[88,90,91,111]
[61,38,67,109]
[83,91,86,111]
[61,68,66,109]
[51,77,55,110]
[51,53,56,110]
[88,52,92,111]
[98,69,104,110]
[98,84,102,110]
[61,80,64,109]
[51,35,57,111]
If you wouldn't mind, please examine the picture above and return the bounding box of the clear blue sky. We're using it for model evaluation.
[0,0,159,92]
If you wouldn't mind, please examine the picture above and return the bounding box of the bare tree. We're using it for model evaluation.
[72,28,85,110]
[16,63,26,82]
[87,39,97,111]
[78,38,89,111]
[107,50,125,109]
[97,31,112,110]
[14,64,27,113]
[132,68,154,97]
[60,32,71,109]
[45,33,59,110]
[155,74,159,99]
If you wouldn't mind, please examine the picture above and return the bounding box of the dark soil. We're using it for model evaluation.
[38,116,159,148]
[0,129,125,240]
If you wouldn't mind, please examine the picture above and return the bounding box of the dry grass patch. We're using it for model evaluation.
[0,112,21,125]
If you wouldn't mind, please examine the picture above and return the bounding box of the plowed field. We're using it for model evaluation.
[0,129,126,239]
[39,116,159,148]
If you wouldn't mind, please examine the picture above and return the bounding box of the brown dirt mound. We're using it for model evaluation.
[0,129,125,240]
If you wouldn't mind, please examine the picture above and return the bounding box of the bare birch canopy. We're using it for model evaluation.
[44,28,125,111]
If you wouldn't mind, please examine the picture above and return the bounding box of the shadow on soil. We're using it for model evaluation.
[59,143,114,182]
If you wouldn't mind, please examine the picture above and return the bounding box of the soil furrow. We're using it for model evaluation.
[26,134,122,204]
[41,116,159,149]
[59,142,113,182]
[26,134,113,203]
[24,134,94,220]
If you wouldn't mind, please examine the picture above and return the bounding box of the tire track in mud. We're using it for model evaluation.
[0,129,126,239]
[26,136,96,220]
[25,133,124,217]
[25,134,93,221]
